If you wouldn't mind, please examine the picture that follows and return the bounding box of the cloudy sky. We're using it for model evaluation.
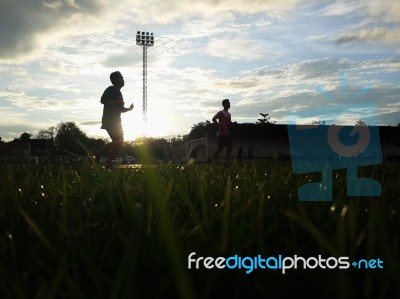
[0,0,399,141]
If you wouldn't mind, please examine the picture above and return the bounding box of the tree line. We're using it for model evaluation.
[4,117,400,160]
[8,122,169,160]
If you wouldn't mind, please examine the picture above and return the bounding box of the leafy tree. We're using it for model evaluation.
[16,132,32,142]
[55,122,91,155]
[257,113,275,124]
[184,121,213,141]
[88,138,107,154]
[355,119,368,126]
[35,127,56,139]
[169,135,184,147]
[257,113,269,124]
[312,120,326,125]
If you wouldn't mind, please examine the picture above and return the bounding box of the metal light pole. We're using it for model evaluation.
[136,31,154,125]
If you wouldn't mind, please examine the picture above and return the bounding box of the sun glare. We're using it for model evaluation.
[122,115,169,141]
[122,117,143,140]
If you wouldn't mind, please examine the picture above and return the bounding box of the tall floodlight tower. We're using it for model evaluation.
[136,31,154,125]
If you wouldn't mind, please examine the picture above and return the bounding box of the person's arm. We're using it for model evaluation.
[212,112,220,124]
[121,103,134,113]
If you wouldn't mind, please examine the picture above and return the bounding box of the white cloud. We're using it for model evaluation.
[0,0,114,63]
[0,0,303,63]
[181,17,273,39]
[322,0,400,22]
[320,0,400,47]
[336,27,400,45]
[127,0,302,25]
[206,35,266,61]
[0,87,26,97]
[363,0,400,23]
[0,87,78,111]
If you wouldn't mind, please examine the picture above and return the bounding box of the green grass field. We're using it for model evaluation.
[0,159,399,299]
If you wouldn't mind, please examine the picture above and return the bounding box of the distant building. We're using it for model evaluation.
[165,124,400,162]
[0,138,54,163]
[0,142,31,162]
[28,139,54,156]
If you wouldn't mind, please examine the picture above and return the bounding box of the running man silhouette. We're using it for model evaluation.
[211,99,234,163]
[95,71,134,165]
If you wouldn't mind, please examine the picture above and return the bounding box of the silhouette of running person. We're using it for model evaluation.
[95,71,133,165]
[211,99,234,164]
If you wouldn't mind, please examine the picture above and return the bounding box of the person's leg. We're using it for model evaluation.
[225,144,233,161]
[108,137,123,162]
[224,136,233,163]
[103,125,124,165]
[211,145,223,162]
[211,136,224,162]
